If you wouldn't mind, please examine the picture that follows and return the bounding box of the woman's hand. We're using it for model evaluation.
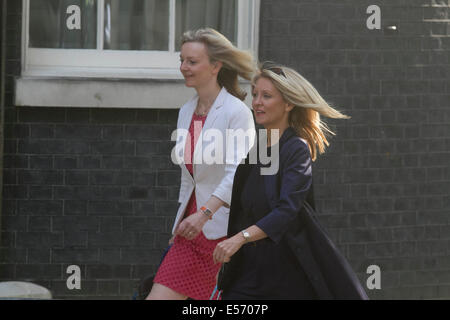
[175,211,209,240]
[213,233,246,264]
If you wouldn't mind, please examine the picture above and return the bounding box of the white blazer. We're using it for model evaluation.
[171,87,255,239]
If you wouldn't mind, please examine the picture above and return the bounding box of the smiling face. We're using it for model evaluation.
[252,76,293,131]
[179,41,221,89]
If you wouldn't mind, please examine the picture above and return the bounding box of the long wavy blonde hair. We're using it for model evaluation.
[253,61,350,161]
[181,28,255,101]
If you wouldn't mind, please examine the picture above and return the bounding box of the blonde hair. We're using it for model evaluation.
[181,28,255,101]
[253,62,350,161]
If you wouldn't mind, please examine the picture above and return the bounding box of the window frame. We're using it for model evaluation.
[21,0,260,79]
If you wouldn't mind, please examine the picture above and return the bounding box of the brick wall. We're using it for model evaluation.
[1,1,180,299]
[259,0,450,299]
[2,107,180,299]
[1,0,450,299]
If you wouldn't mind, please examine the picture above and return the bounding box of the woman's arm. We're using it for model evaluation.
[213,138,312,261]
[177,104,255,241]
[175,195,227,240]
[212,225,267,264]
[256,140,312,244]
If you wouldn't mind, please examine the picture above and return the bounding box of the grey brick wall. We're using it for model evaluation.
[1,0,450,299]
[260,0,450,299]
[1,1,180,299]
[2,106,179,299]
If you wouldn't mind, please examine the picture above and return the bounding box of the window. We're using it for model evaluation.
[22,0,260,79]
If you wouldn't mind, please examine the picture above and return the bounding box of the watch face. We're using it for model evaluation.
[243,231,250,239]
[201,206,212,217]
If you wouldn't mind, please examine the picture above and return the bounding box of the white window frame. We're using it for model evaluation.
[21,0,260,79]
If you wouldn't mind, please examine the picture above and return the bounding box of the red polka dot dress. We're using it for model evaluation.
[153,113,225,300]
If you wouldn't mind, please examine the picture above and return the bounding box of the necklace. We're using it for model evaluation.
[195,88,220,116]
[195,109,208,116]
[195,104,210,116]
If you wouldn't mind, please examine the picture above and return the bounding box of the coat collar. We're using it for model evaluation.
[278,126,297,149]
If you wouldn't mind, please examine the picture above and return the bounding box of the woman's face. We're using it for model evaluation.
[179,42,220,89]
[252,77,293,130]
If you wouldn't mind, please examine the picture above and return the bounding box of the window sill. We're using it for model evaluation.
[15,77,252,109]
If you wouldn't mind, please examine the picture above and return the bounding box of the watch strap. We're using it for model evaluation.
[242,230,251,242]
[200,206,213,220]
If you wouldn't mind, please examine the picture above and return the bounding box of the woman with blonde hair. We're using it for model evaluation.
[146,28,255,300]
[213,61,367,299]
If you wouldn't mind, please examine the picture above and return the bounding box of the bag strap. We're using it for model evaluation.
[209,285,221,300]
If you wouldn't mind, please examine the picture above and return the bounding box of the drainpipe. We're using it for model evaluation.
[0,0,8,248]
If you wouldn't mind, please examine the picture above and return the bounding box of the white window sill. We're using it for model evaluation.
[14,77,253,109]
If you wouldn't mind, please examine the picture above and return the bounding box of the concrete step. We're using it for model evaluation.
[0,281,52,300]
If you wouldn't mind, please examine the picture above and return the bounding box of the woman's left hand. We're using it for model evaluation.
[213,234,246,264]
[175,211,209,240]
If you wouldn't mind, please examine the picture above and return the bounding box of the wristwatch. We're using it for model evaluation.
[242,230,251,243]
[200,206,213,220]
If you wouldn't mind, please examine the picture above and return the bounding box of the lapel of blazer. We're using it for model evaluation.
[228,160,252,236]
[178,96,198,182]
[179,95,198,131]
[192,87,228,171]
[263,127,297,207]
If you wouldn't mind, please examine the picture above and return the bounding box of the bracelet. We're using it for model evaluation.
[200,206,213,220]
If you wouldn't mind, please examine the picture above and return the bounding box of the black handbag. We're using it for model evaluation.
[132,244,173,300]
[216,260,230,292]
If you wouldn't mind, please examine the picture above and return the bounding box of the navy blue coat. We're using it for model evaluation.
[220,127,368,300]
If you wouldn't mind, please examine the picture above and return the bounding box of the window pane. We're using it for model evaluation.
[175,0,237,51]
[104,0,169,51]
[29,0,97,49]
